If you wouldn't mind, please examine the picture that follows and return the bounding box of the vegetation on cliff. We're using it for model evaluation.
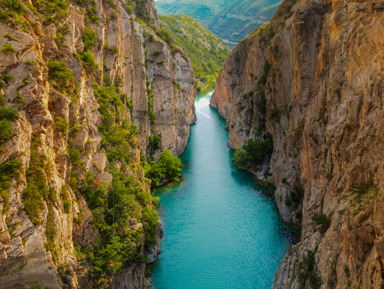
[159,15,230,93]
[0,0,193,287]
[232,138,273,169]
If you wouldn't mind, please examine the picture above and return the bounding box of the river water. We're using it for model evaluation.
[152,92,295,289]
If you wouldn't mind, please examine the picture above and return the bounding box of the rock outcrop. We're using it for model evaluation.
[0,0,195,288]
[211,0,384,288]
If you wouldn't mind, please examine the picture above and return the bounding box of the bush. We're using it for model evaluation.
[0,158,21,213]
[297,250,322,289]
[152,50,162,57]
[232,138,273,168]
[63,200,72,213]
[2,43,15,54]
[145,150,183,188]
[0,107,18,121]
[0,119,13,148]
[80,51,99,71]
[47,61,75,92]
[313,213,331,234]
[54,117,69,133]
[82,28,97,51]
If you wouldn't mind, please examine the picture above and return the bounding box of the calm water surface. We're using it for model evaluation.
[152,92,295,289]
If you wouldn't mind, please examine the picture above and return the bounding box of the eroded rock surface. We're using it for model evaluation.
[212,0,384,288]
[0,0,195,288]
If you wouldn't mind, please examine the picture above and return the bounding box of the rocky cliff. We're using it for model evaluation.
[0,0,195,288]
[211,0,384,288]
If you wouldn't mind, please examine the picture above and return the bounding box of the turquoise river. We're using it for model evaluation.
[152,92,296,289]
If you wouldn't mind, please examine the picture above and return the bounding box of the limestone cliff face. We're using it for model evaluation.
[212,0,384,288]
[0,0,195,288]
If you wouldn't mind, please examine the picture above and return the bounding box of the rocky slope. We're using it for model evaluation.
[0,0,195,288]
[159,14,230,93]
[211,0,384,288]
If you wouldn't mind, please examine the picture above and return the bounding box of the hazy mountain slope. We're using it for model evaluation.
[155,0,281,47]
[154,0,233,23]
[160,15,230,93]
[208,0,281,46]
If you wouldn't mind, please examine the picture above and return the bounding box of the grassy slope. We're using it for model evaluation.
[160,15,230,93]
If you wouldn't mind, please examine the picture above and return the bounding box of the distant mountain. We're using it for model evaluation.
[160,15,230,93]
[155,0,281,48]
[207,0,280,46]
[155,0,233,23]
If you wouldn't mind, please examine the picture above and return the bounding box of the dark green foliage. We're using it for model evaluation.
[145,150,184,188]
[159,15,230,93]
[297,250,322,289]
[148,134,161,156]
[54,117,69,133]
[152,50,162,57]
[2,43,15,55]
[313,213,331,234]
[232,138,273,168]
[351,181,375,196]
[286,185,304,208]
[133,0,150,22]
[82,28,97,51]
[4,0,23,12]
[80,51,99,71]
[23,136,47,225]
[0,106,18,149]
[31,0,70,24]
[0,107,18,121]
[259,60,272,86]
[72,0,98,23]
[0,159,21,213]
[155,28,175,47]
[0,119,14,148]
[63,200,72,213]
[4,33,19,42]
[47,61,75,93]
[31,284,42,289]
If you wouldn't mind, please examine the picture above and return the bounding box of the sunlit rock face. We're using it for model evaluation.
[212,0,384,288]
[0,0,195,288]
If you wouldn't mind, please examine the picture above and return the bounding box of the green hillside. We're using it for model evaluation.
[155,0,233,23]
[160,15,230,93]
[155,0,281,47]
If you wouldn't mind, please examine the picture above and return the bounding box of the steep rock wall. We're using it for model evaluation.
[211,0,384,288]
[0,0,195,288]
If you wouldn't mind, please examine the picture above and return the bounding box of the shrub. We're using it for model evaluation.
[82,28,97,51]
[54,117,69,133]
[0,158,21,213]
[232,138,273,168]
[148,134,161,155]
[47,61,75,92]
[63,200,72,213]
[297,250,322,289]
[80,51,99,71]
[0,107,18,121]
[152,50,162,57]
[145,150,183,188]
[313,213,331,234]
[0,119,13,147]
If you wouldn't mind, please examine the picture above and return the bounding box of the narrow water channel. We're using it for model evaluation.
[152,92,295,289]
